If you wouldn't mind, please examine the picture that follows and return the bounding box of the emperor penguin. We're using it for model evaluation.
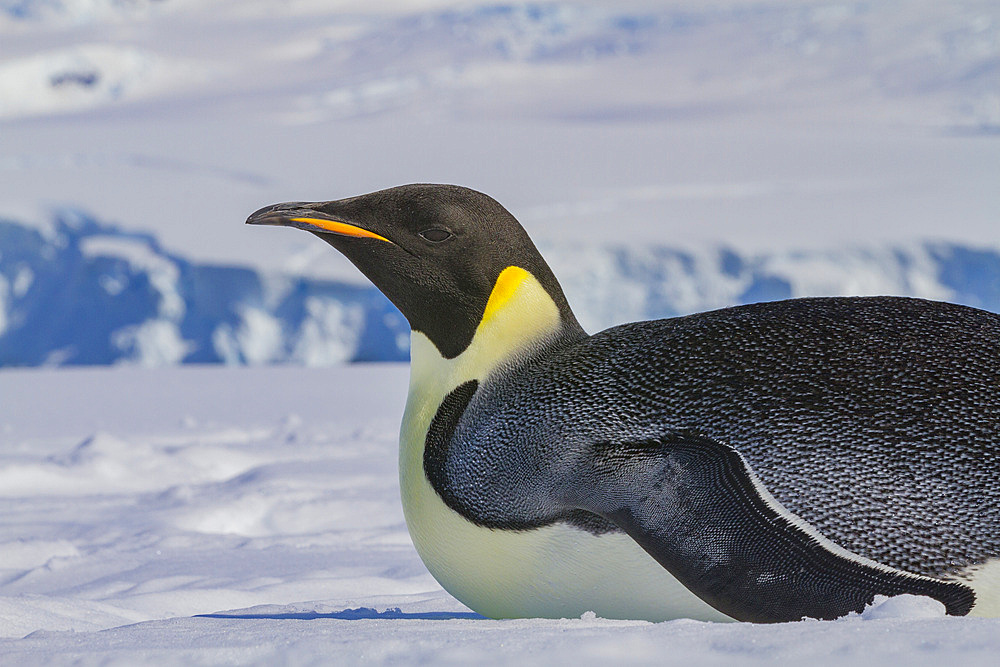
[247,183,999,623]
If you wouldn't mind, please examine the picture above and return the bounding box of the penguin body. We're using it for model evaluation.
[248,184,999,622]
[399,269,729,621]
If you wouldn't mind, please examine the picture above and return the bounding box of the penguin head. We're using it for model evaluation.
[247,184,582,359]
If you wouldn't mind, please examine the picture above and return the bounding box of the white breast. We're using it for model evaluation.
[397,268,731,621]
[960,558,1000,617]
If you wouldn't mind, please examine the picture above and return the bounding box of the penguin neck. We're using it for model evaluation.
[408,265,585,394]
[400,265,583,542]
[397,266,585,598]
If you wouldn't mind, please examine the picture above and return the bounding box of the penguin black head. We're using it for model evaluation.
[246,184,582,359]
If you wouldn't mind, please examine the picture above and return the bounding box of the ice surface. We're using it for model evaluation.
[0,365,420,636]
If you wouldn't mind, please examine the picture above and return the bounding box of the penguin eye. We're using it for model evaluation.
[419,228,452,243]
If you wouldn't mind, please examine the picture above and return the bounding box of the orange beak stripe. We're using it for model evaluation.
[290,217,391,243]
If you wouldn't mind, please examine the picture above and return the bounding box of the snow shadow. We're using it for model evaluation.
[196,607,485,621]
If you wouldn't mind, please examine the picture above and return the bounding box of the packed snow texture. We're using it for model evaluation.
[1,365,998,664]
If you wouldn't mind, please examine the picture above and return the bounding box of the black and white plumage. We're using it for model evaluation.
[247,184,1000,623]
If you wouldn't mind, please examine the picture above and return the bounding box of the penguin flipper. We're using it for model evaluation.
[572,432,976,622]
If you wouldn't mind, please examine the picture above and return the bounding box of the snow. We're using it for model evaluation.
[3,0,1000,661]
[0,275,10,336]
[211,308,285,367]
[859,595,945,621]
[1,364,999,664]
[0,43,206,119]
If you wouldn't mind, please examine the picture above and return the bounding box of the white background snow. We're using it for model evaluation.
[2,0,1000,663]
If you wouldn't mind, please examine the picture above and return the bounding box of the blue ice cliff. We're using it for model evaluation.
[2,210,1000,367]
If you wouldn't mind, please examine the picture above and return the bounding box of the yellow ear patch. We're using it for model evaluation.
[290,217,391,243]
[481,266,531,326]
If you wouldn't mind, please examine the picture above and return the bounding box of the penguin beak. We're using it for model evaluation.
[246,202,392,243]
